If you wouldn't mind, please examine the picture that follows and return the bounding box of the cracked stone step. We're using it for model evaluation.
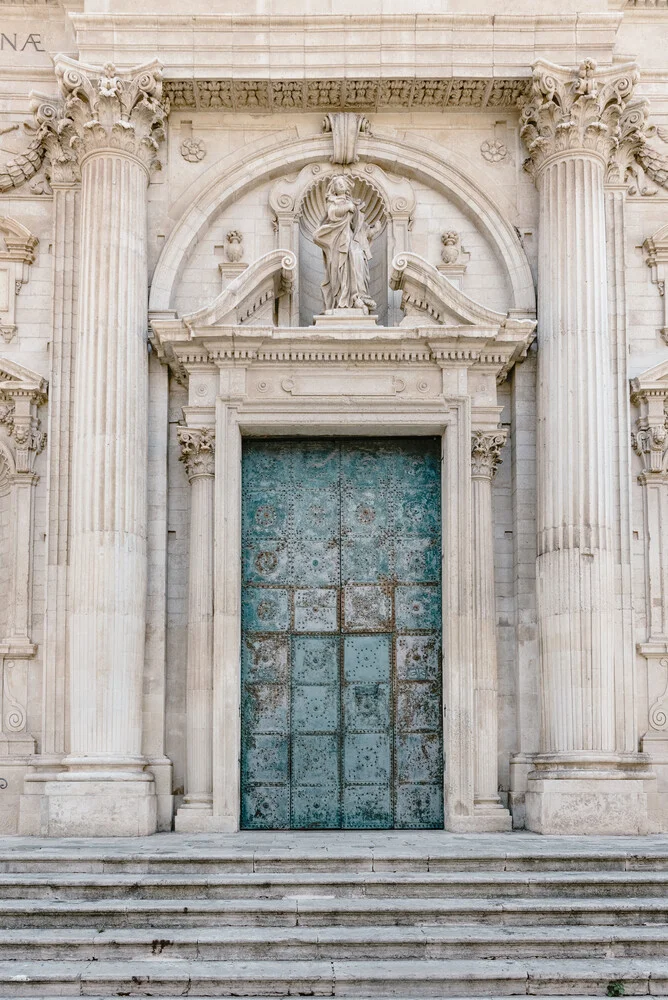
[1,924,668,960]
[1,895,668,928]
[1,957,668,997]
[1,870,667,900]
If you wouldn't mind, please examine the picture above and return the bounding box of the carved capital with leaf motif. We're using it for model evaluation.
[471,429,507,480]
[520,59,642,180]
[47,56,167,171]
[178,426,215,481]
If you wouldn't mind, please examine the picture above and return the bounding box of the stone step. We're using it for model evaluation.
[1,924,668,960]
[1,869,667,900]
[1,957,667,997]
[1,895,668,928]
[1,833,668,875]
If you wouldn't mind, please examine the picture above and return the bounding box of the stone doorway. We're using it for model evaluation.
[240,437,444,830]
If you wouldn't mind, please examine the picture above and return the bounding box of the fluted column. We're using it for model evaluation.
[521,59,652,833]
[175,427,215,830]
[43,56,167,836]
[471,430,511,829]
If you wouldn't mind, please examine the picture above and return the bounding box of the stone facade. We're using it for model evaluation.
[3,0,668,836]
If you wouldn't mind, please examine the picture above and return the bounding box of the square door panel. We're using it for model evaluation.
[344,733,391,783]
[395,585,441,631]
[294,588,338,632]
[293,487,339,539]
[242,588,290,632]
[395,489,440,536]
[242,786,290,830]
[342,489,389,533]
[396,636,440,681]
[242,636,289,684]
[395,538,440,583]
[343,682,390,731]
[341,536,390,584]
[343,585,392,631]
[343,635,390,682]
[396,732,442,783]
[292,443,340,485]
[292,685,338,733]
[293,540,339,585]
[243,541,289,584]
[396,784,444,829]
[242,684,288,733]
[243,491,289,539]
[397,682,442,733]
[242,735,289,784]
[292,735,339,785]
[292,786,340,829]
[292,636,339,684]
[343,784,392,828]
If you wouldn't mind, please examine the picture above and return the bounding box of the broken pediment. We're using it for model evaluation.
[183,250,296,331]
[390,252,534,335]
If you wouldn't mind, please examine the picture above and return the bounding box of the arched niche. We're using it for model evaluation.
[149,130,535,321]
[269,163,413,326]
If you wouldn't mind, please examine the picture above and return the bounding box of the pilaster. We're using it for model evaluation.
[470,429,512,831]
[42,56,167,836]
[175,425,216,832]
[521,59,652,834]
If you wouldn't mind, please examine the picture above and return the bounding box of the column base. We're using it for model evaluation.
[175,794,214,832]
[525,753,654,835]
[42,766,157,837]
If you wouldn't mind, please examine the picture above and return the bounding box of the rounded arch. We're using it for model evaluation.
[149,129,535,315]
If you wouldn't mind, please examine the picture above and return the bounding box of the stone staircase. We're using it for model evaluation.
[1,831,668,997]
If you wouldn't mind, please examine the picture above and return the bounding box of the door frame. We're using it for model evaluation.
[212,394,477,831]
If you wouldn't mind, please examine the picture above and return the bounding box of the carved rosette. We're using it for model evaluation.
[471,430,507,480]
[520,59,641,178]
[178,427,215,480]
[41,56,168,172]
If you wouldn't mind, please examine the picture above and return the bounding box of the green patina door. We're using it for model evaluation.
[240,437,443,829]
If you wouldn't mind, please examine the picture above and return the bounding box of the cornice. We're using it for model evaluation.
[71,12,620,83]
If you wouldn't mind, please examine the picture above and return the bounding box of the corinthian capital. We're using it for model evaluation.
[520,59,642,178]
[471,430,507,480]
[48,56,167,169]
[178,427,215,480]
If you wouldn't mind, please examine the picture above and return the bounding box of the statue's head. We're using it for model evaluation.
[327,174,353,198]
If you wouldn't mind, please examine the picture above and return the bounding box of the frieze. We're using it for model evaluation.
[163,76,531,113]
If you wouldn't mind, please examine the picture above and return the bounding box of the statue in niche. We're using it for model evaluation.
[313,174,379,315]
